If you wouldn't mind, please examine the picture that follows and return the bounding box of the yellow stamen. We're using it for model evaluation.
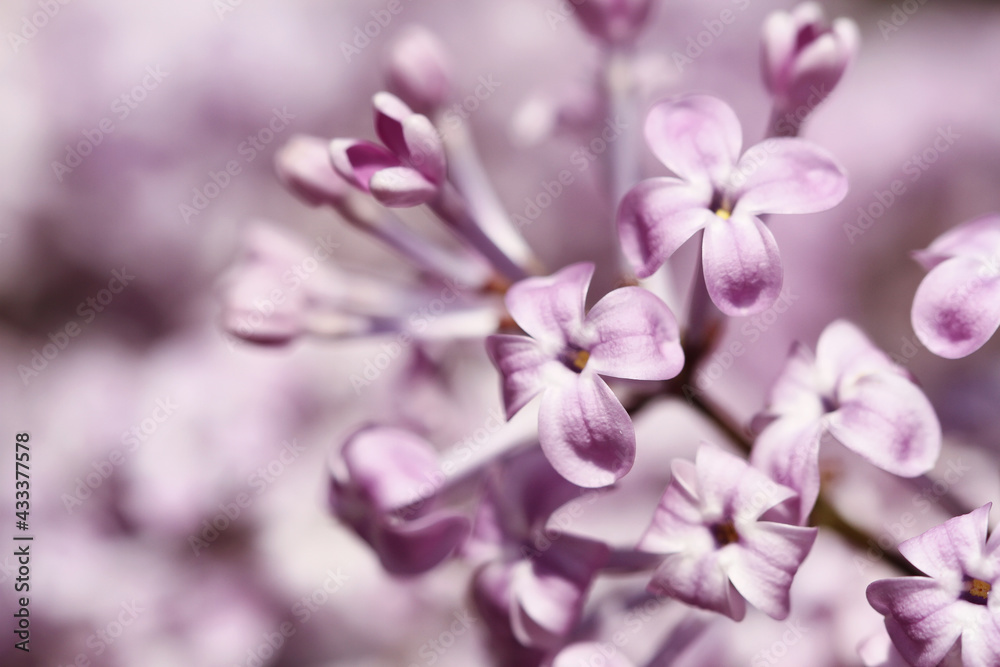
[968,578,992,600]
[572,349,590,371]
[715,208,731,220]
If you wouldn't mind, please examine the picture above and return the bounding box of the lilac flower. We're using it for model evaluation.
[330,92,446,207]
[866,504,1000,667]
[911,214,1000,359]
[385,26,453,116]
[486,262,684,488]
[572,0,656,47]
[638,444,817,620]
[761,3,859,137]
[617,94,848,315]
[328,426,470,575]
[466,448,609,651]
[751,320,941,524]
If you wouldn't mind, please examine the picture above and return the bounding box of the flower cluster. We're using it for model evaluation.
[218,2,999,666]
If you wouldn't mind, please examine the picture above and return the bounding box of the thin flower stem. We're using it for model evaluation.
[429,183,530,283]
[435,116,541,272]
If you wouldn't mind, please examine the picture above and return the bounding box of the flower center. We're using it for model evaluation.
[961,577,992,605]
[710,520,739,547]
[710,190,734,220]
[560,347,590,373]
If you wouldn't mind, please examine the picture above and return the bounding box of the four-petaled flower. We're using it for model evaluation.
[751,320,941,524]
[867,504,1000,667]
[486,262,684,488]
[911,214,1000,359]
[617,94,848,315]
[638,444,818,620]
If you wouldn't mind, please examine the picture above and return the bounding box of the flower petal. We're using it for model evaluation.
[912,255,1000,359]
[554,644,636,667]
[702,214,783,316]
[644,95,742,186]
[616,177,713,278]
[583,286,684,381]
[485,334,555,419]
[329,138,400,192]
[750,417,825,525]
[649,551,746,620]
[538,375,634,488]
[373,511,471,575]
[913,214,1000,270]
[505,262,593,345]
[340,426,442,512]
[695,445,797,523]
[866,577,963,667]
[369,166,439,207]
[961,611,1000,667]
[829,373,941,477]
[732,138,847,216]
[815,319,903,387]
[897,504,992,581]
[511,534,609,648]
[726,521,818,620]
[639,459,710,555]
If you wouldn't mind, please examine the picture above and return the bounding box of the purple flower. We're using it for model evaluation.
[486,262,684,488]
[617,94,848,315]
[572,0,656,47]
[467,448,609,650]
[385,26,453,116]
[330,92,446,207]
[761,3,859,136]
[751,320,941,524]
[638,444,817,620]
[328,426,470,575]
[866,504,1000,667]
[911,214,1000,359]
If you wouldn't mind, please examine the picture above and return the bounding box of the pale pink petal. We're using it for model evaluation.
[616,177,713,278]
[485,334,557,419]
[702,213,783,316]
[732,139,847,216]
[583,286,684,381]
[726,521,818,620]
[505,262,593,345]
[644,95,742,186]
[369,166,439,207]
[912,255,1000,359]
[829,373,941,478]
[329,138,400,192]
[867,578,963,667]
[897,504,992,581]
[538,375,634,488]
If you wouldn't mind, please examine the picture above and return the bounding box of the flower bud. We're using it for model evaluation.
[385,26,453,115]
